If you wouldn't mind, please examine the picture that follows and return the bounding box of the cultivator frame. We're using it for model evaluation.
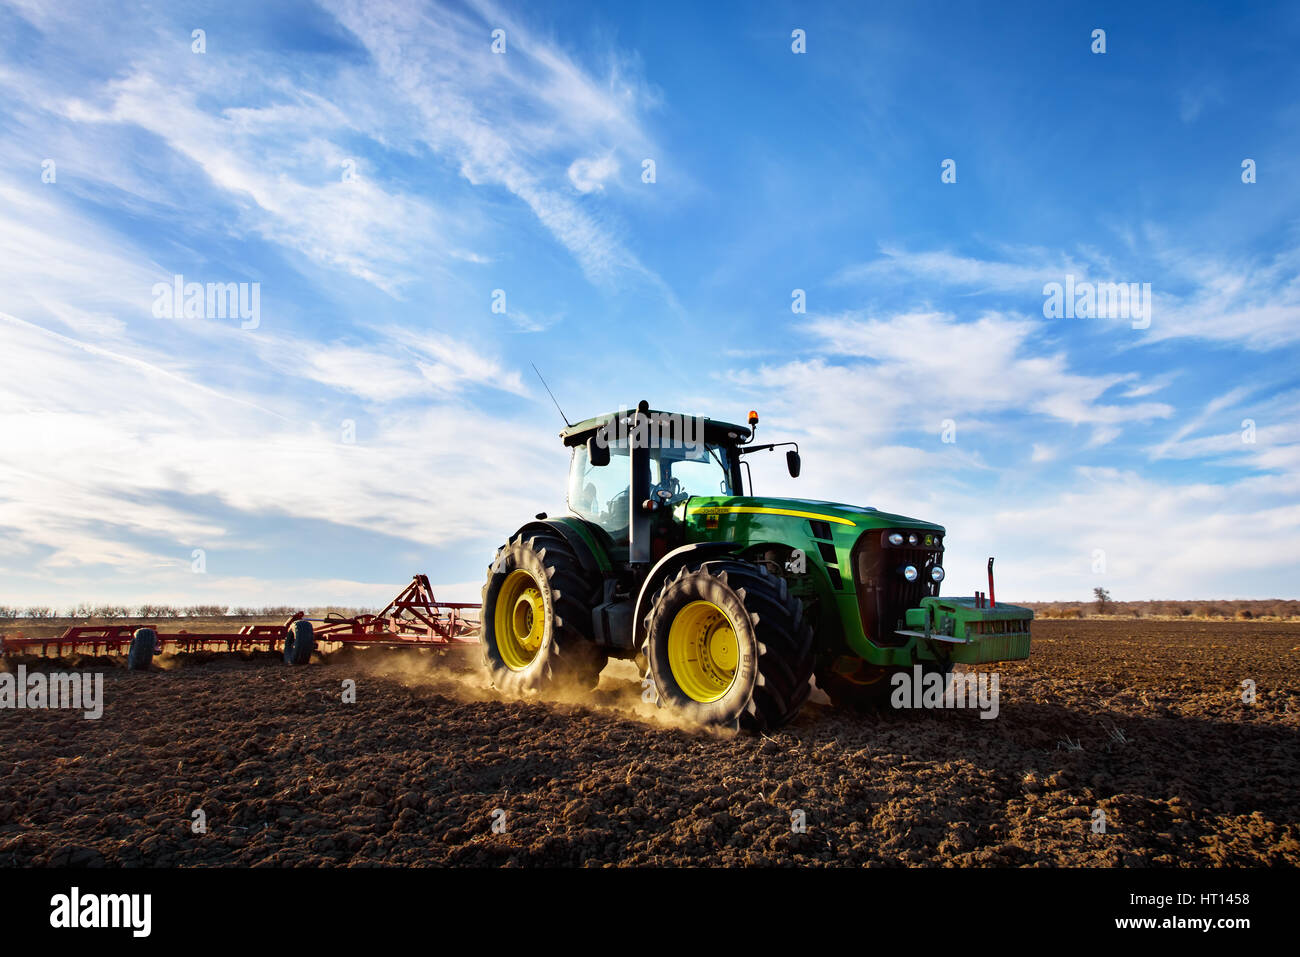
[0,575,480,659]
[304,575,480,646]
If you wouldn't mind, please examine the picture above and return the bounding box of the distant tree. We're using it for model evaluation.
[1093,587,1112,614]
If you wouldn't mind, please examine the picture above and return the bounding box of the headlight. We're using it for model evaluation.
[907,533,918,545]
[930,565,945,582]
[887,532,904,545]
[902,564,918,581]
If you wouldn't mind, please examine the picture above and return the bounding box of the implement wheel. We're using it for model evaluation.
[127,628,157,672]
[644,558,813,731]
[480,532,606,694]
[284,620,315,666]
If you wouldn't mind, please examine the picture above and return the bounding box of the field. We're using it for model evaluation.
[1,619,1297,867]
[1026,599,1300,620]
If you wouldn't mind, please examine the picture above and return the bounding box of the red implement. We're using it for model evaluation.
[0,575,480,658]
[305,574,480,646]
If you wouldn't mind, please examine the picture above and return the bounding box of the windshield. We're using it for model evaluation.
[650,442,734,501]
[568,439,735,540]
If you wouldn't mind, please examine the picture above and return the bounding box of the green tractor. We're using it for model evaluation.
[480,402,1031,731]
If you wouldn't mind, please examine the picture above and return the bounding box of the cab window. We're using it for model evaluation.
[650,443,733,501]
[567,441,630,544]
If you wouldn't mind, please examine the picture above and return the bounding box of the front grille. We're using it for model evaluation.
[851,531,942,647]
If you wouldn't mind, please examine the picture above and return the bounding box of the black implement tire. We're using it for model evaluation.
[816,658,953,712]
[643,558,813,732]
[284,620,315,665]
[480,531,607,694]
[127,628,157,672]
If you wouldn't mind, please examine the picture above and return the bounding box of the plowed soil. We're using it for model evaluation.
[2,619,1297,867]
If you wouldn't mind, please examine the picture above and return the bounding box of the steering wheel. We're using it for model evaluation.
[604,488,630,523]
[649,476,688,506]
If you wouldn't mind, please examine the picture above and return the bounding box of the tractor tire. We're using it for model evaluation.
[127,628,157,672]
[643,558,813,732]
[480,531,607,694]
[283,620,315,666]
[816,658,953,712]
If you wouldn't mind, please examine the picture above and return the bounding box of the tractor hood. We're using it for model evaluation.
[684,496,944,535]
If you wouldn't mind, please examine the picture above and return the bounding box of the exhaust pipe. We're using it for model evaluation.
[987,557,996,609]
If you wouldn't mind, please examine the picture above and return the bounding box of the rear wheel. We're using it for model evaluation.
[480,531,607,694]
[644,559,813,731]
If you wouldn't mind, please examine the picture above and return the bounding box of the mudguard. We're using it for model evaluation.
[507,518,610,579]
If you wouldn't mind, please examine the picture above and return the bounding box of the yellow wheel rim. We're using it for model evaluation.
[495,569,546,671]
[667,600,739,703]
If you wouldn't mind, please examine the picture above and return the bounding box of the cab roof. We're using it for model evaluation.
[559,409,753,447]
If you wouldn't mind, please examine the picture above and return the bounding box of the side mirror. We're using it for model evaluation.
[588,433,610,468]
[786,450,801,478]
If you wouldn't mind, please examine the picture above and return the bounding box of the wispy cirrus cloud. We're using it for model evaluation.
[323,0,671,293]
[835,240,1300,349]
[3,0,671,298]
[60,72,446,296]
[833,244,1088,291]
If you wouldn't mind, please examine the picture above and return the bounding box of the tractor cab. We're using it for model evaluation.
[561,404,752,565]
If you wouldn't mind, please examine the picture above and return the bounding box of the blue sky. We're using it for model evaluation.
[0,0,1297,608]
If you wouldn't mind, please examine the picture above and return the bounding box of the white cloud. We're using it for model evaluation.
[834,244,1089,291]
[837,241,1300,350]
[1030,443,1057,463]
[0,181,162,335]
[280,334,527,404]
[323,0,668,291]
[697,306,1300,601]
[0,307,549,591]
[567,153,620,193]
[799,310,1173,432]
[59,73,442,296]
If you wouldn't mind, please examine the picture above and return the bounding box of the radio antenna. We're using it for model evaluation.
[531,363,572,427]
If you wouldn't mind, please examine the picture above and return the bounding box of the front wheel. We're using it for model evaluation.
[644,559,813,731]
